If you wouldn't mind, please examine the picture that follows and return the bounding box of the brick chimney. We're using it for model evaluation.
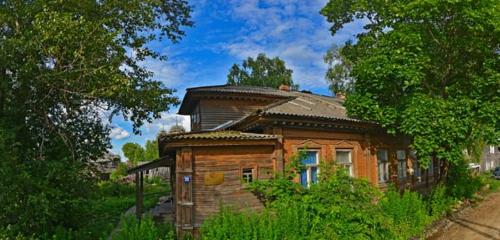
[336,92,346,100]
[279,84,290,92]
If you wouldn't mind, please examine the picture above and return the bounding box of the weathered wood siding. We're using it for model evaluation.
[191,145,275,227]
[198,99,271,130]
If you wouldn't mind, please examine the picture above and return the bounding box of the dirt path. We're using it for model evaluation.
[428,192,500,240]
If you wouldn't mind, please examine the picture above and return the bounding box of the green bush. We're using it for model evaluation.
[111,215,175,240]
[202,165,395,240]
[447,162,482,199]
[478,173,500,192]
[98,181,135,196]
[110,163,129,181]
[429,185,455,219]
[380,189,432,239]
[145,176,165,185]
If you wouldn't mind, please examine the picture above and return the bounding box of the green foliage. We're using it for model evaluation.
[0,127,96,235]
[447,162,482,199]
[201,151,498,239]
[0,0,192,237]
[428,185,455,219]
[111,215,175,240]
[380,189,432,239]
[246,151,306,204]
[203,161,395,239]
[324,44,354,94]
[227,53,298,89]
[144,140,159,161]
[122,143,145,165]
[123,139,158,164]
[321,0,500,170]
[110,162,129,181]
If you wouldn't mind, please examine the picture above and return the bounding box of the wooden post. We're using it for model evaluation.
[135,172,143,219]
[271,128,284,174]
[176,148,194,237]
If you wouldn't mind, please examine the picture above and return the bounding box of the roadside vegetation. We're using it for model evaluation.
[199,157,500,240]
[0,177,170,240]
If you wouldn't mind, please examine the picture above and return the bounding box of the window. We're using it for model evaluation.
[397,150,407,179]
[242,168,253,183]
[377,150,389,183]
[191,105,200,129]
[336,149,353,177]
[300,151,319,187]
[410,151,421,180]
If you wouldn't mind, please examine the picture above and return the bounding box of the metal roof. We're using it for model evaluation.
[262,91,360,122]
[178,84,293,115]
[159,131,278,141]
[186,84,294,97]
[178,84,369,126]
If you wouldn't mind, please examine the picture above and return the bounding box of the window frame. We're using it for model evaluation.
[241,168,254,183]
[336,149,353,177]
[396,150,407,179]
[377,149,389,183]
[299,150,320,188]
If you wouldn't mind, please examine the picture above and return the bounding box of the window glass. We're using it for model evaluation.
[299,150,319,187]
[242,168,253,183]
[397,150,407,179]
[336,149,353,176]
[377,150,389,183]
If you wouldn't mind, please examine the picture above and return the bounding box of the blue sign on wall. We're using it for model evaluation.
[183,175,191,183]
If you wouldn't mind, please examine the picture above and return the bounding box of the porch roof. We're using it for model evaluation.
[127,156,173,174]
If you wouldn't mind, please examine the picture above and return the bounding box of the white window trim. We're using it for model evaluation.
[300,150,320,187]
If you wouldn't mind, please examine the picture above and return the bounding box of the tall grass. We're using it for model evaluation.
[111,215,175,240]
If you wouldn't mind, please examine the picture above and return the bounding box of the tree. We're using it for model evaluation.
[324,44,354,95]
[321,1,499,178]
[144,139,159,161]
[227,53,297,89]
[122,142,145,165]
[0,0,192,235]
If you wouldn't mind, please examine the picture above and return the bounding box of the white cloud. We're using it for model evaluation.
[217,0,364,89]
[139,56,188,89]
[143,112,191,134]
[110,126,130,140]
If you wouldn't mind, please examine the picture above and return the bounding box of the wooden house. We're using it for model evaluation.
[146,84,441,236]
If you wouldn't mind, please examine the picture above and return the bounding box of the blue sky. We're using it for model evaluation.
[109,0,365,160]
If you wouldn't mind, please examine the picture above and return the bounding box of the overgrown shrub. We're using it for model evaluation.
[98,181,135,196]
[110,163,129,181]
[428,185,454,219]
[380,189,432,239]
[202,162,395,239]
[111,215,175,240]
[447,162,482,199]
[478,172,500,192]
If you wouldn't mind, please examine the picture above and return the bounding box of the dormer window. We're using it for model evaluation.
[190,104,200,130]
